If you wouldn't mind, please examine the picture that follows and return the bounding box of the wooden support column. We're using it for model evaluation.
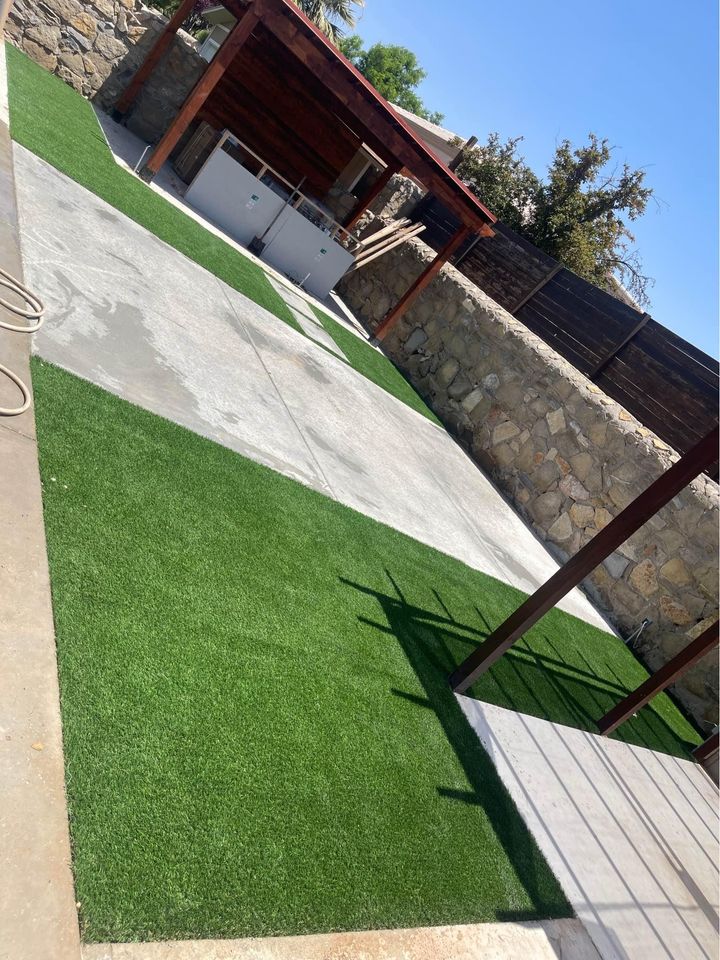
[113,0,196,119]
[373,224,473,342]
[449,425,719,695]
[597,621,719,735]
[693,733,719,763]
[140,5,260,180]
[344,163,400,232]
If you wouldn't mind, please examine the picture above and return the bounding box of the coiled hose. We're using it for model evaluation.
[0,266,45,416]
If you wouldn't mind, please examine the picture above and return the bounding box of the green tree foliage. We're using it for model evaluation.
[293,0,364,42]
[339,36,444,124]
[150,0,362,42]
[456,133,654,305]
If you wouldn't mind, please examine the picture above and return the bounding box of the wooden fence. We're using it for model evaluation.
[417,197,719,466]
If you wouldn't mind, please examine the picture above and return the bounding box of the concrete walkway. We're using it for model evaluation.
[0,43,80,960]
[82,919,600,960]
[459,699,719,960]
[15,144,609,630]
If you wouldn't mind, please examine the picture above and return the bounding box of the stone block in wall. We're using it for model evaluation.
[8,0,207,146]
[21,38,58,72]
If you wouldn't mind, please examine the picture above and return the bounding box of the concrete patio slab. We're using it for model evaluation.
[94,107,367,343]
[15,143,611,631]
[82,918,601,960]
[267,275,348,360]
[458,698,719,960]
[0,43,80,960]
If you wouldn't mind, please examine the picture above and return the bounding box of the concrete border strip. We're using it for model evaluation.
[0,38,81,960]
[82,918,601,960]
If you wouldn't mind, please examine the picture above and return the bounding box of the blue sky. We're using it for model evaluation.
[350,0,719,357]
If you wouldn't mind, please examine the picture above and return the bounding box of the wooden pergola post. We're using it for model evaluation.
[344,163,400,232]
[694,733,719,763]
[597,621,719,735]
[112,0,196,120]
[373,224,474,342]
[449,426,719,695]
[139,5,260,180]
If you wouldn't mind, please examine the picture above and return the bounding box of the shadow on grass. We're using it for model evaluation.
[342,569,698,869]
[343,572,572,921]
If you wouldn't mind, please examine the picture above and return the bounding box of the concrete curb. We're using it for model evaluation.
[82,919,601,960]
[0,38,81,960]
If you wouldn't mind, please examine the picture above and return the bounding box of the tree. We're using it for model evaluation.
[456,133,654,305]
[339,36,444,124]
[292,0,364,43]
[152,0,363,43]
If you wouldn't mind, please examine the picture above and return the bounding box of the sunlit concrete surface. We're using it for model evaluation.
[82,918,600,960]
[93,107,365,341]
[458,698,720,960]
[0,45,81,960]
[16,143,611,630]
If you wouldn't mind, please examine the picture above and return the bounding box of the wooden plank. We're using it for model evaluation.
[529,283,633,351]
[113,0,196,117]
[607,341,718,416]
[516,302,605,372]
[602,359,716,427]
[647,321,720,375]
[374,225,473,341]
[449,426,719,694]
[350,225,427,270]
[550,267,646,328]
[597,621,719,735]
[142,6,260,178]
[629,323,720,391]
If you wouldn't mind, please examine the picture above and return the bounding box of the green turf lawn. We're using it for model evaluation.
[32,359,700,942]
[311,304,442,424]
[7,45,439,426]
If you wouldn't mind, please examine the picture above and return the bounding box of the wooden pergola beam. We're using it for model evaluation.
[597,621,719,735]
[449,425,719,695]
[344,162,401,231]
[694,733,719,763]
[373,224,475,342]
[113,0,196,119]
[253,0,494,233]
[140,5,260,180]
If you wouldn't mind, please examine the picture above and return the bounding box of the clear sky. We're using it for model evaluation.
[350,0,719,357]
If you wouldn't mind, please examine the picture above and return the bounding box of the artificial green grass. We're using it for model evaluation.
[6,44,299,332]
[7,45,441,425]
[312,304,442,425]
[33,359,700,942]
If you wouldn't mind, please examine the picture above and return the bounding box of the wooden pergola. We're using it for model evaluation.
[450,424,719,765]
[114,0,496,339]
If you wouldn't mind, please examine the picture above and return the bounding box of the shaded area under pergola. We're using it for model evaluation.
[114,0,496,339]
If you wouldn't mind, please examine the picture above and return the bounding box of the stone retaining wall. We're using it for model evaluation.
[339,204,719,731]
[6,0,205,144]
